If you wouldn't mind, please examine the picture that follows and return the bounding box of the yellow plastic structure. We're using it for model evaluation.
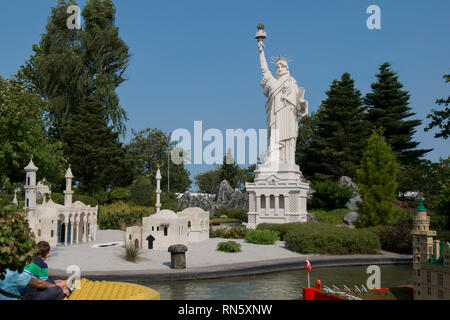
[65,278,160,300]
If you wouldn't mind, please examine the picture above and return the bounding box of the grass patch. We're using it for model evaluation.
[310,208,351,225]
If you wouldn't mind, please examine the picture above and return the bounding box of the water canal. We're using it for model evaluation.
[137,264,412,300]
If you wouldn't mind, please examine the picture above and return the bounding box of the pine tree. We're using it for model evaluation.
[218,149,241,189]
[356,129,403,227]
[63,96,133,195]
[425,74,450,140]
[365,62,431,165]
[296,73,369,180]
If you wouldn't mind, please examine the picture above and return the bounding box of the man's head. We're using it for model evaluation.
[275,58,289,78]
[37,241,51,260]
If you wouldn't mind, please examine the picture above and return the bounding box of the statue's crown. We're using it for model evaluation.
[271,54,291,65]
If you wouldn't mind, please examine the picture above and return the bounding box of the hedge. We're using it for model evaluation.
[245,229,279,245]
[217,241,242,253]
[210,226,248,239]
[98,201,155,230]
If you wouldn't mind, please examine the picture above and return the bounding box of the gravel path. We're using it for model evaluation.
[47,230,306,272]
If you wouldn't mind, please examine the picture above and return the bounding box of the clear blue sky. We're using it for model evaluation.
[1,0,449,190]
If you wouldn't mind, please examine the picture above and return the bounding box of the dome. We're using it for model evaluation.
[152,209,179,220]
[179,207,207,214]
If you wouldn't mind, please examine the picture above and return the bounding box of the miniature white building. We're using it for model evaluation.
[126,166,209,250]
[23,159,98,247]
[178,207,209,243]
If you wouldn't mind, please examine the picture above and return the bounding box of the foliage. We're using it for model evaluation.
[0,206,37,280]
[356,129,403,227]
[310,180,354,209]
[297,73,369,180]
[216,241,241,253]
[256,223,294,241]
[425,74,450,139]
[160,191,182,212]
[245,229,279,245]
[126,127,191,193]
[218,149,241,189]
[63,96,134,195]
[209,226,248,239]
[195,169,221,194]
[50,192,98,207]
[368,219,412,254]
[310,208,351,225]
[0,77,66,190]
[108,187,131,203]
[434,181,450,227]
[128,176,155,207]
[283,223,380,255]
[215,207,248,222]
[365,62,431,165]
[98,201,155,230]
[17,0,130,138]
[124,242,140,262]
[210,218,241,224]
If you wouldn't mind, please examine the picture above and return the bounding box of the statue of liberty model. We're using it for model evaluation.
[245,24,310,229]
[256,23,308,164]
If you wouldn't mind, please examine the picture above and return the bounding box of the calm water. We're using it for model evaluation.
[137,264,412,300]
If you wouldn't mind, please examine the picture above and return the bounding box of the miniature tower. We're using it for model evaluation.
[411,201,437,298]
[24,158,38,209]
[12,190,18,206]
[156,165,162,213]
[64,165,74,207]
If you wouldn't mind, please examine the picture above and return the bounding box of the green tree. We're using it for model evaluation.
[295,112,320,180]
[195,169,221,194]
[17,0,129,140]
[302,73,369,180]
[425,74,450,140]
[0,206,37,280]
[365,62,431,165]
[126,127,191,193]
[356,129,403,227]
[218,149,241,189]
[0,77,65,190]
[63,96,134,195]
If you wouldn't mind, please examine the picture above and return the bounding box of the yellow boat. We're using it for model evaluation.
[65,278,160,300]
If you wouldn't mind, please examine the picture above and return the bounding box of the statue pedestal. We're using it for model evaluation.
[245,162,310,229]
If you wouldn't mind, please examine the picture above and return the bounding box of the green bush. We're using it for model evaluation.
[215,207,248,222]
[310,208,351,224]
[129,178,155,207]
[256,223,293,241]
[283,223,380,254]
[310,180,354,209]
[210,226,248,239]
[0,206,37,279]
[373,219,412,254]
[98,201,155,230]
[108,187,131,203]
[217,241,242,253]
[245,229,279,245]
[50,192,98,207]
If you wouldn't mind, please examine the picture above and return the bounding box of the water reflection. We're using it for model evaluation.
[137,264,412,300]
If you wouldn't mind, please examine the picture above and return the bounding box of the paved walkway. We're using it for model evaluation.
[47,230,412,281]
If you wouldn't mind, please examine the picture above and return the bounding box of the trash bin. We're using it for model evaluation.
[168,244,188,269]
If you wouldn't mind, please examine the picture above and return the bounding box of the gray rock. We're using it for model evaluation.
[343,211,359,226]
[177,192,215,212]
[346,194,362,211]
[307,212,317,223]
[338,176,360,193]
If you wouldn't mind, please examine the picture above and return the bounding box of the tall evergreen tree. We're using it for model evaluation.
[365,62,431,165]
[17,0,130,139]
[356,129,403,227]
[425,74,450,140]
[296,73,369,180]
[63,96,134,195]
[218,149,241,189]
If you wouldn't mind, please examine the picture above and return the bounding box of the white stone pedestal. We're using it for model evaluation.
[245,162,310,229]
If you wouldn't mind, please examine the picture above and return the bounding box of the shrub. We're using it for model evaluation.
[369,219,412,254]
[217,241,241,253]
[256,223,293,241]
[210,226,248,239]
[215,207,248,222]
[108,187,131,203]
[245,229,279,245]
[124,242,140,262]
[310,181,354,209]
[129,178,155,207]
[283,223,380,254]
[98,201,155,230]
[210,218,241,224]
[310,208,350,225]
[0,206,37,279]
[50,192,98,207]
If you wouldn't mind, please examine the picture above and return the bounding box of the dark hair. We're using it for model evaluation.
[37,241,51,258]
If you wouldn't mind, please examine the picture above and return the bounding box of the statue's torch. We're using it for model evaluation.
[255,23,267,43]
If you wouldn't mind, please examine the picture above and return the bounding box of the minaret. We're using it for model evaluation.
[12,190,18,206]
[24,158,38,209]
[156,164,162,213]
[411,201,436,299]
[64,165,74,207]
